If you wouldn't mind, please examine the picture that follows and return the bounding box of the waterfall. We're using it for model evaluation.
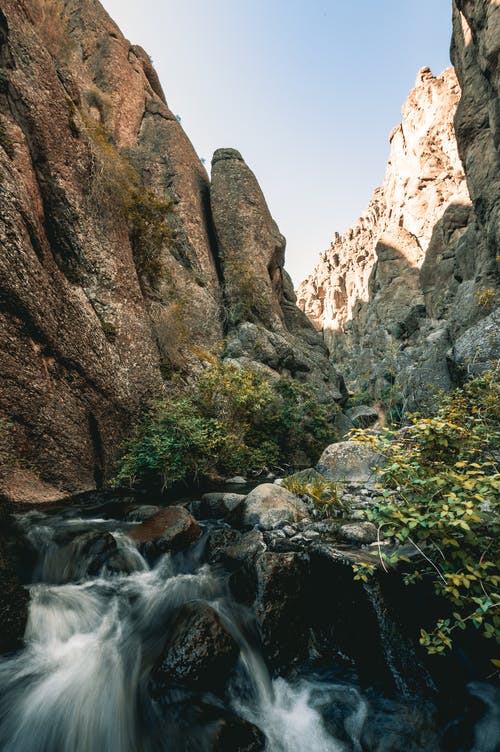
[0,506,495,751]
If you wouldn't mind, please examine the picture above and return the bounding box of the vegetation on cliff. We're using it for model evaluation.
[354,368,499,655]
[114,361,338,487]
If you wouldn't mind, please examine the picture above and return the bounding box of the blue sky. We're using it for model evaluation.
[101,0,453,284]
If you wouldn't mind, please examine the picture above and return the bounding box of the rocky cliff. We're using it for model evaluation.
[298,39,499,412]
[0,0,341,501]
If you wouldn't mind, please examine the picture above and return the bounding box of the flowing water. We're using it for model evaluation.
[0,506,497,752]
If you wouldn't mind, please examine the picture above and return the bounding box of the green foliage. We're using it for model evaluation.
[100,321,117,343]
[346,389,373,409]
[115,362,338,487]
[223,257,274,326]
[126,187,175,287]
[0,117,14,159]
[283,475,341,517]
[354,368,500,653]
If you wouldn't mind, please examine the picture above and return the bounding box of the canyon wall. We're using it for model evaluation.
[298,20,499,413]
[0,0,341,500]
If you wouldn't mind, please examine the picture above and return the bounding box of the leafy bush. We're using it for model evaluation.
[354,368,500,654]
[126,187,175,287]
[115,362,338,487]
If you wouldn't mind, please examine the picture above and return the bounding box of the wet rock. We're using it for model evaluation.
[205,528,243,567]
[339,521,378,545]
[209,712,265,752]
[239,483,308,530]
[158,702,265,752]
[226,476,247,485]
[152,601,239,692]
[345,405,379,428]
[317,440,383,487]
[231,551,310,669]
[68,530,118,578]
[221,530,267,570]
[128,506,200,557]
[0,506,29,653]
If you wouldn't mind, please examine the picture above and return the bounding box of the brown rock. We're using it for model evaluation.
[0,0,221,498]
[128,506,200,551]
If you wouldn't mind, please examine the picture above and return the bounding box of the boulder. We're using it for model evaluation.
[128,506,200,556]
[152,601,239,692]
[239,483,309,530]
[317,440,383,486]
[339,521,378,545]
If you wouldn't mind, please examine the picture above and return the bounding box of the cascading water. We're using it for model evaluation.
[0,505,497,752]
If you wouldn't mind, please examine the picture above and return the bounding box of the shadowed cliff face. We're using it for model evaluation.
[298,54,499,411]
[0,0,342,500]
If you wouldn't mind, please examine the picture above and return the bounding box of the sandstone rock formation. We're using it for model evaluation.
[0,0,341,500]
[298,55,499,411]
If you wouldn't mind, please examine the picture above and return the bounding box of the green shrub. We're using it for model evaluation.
[126,187,175,287]
[114,362,338,487]
[353,368,500,655]
[346,389,373,408]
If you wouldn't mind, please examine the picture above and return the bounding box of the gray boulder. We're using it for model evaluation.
[240,483,309,530]
[339,522,378,545]
[317,440,383,487]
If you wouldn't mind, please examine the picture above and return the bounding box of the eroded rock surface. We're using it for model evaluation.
[0,0,346,501]
[298,62,499,410]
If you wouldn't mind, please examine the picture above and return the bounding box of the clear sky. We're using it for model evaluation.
[100,0,453,285]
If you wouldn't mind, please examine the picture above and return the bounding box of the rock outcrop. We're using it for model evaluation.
[298,58,499,411]
[211,148,345,401]
[0,0,341,500]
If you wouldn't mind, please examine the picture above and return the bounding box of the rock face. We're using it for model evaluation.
[0,0,343,501]
[298,62,499,410]
[211,148,345,402]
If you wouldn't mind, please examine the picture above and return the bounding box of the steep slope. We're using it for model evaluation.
[0,0,341,500]
[298,58,499,412]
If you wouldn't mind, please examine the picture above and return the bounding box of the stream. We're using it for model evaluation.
[0,502,497,752]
